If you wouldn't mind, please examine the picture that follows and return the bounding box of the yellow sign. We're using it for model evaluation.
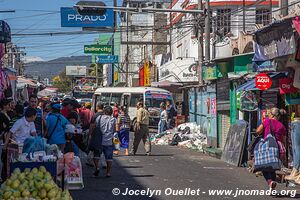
[114,71,118,82]
[144,61,150,86]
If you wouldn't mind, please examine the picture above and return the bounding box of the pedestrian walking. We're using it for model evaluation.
[158,102,168,134]
[116,106,131,156]
[131,101,151,156]
[45,102,69,152]
[86,102,106,170]
[256,108,286,190]
[25,94,44,136]
[166,100,176,129]
[79,102,93,131]
[113,102,119,118]
[93,105,116,177]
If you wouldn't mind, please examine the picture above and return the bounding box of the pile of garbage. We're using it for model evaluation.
[151,123,207,152]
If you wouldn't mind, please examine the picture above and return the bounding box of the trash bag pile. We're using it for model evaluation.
[151,123,207,152]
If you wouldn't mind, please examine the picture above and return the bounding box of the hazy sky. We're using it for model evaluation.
[0,0,117,61]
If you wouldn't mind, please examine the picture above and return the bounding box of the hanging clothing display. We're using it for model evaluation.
[253,18,296,61]
[0,69,11,100]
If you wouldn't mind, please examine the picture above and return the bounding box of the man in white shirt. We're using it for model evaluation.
[5,108,37,146]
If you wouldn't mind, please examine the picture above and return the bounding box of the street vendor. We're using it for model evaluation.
[5,107,37,147]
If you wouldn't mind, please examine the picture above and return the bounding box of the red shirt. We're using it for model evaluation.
[61,107,70,118]
[80,109,94,127]
[263,119,286,142]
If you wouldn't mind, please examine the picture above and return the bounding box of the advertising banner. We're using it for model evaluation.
[144,61,151,86]
[60,7,114,27]
[0,20,11,43]
[279,78,299,94]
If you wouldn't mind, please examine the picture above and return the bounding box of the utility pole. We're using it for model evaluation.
[280,0,288,17]
[198,0,203,85]
[243,0,245,32]
[125,0,130,87]
[205,0,210,62]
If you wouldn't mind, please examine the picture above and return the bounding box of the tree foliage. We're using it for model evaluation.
[52,69,72,92]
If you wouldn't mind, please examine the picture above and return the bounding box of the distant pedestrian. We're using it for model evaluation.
[158,102,167,134]
[113,103,119,118]
[9,104,24,129]
[79,102,93,131]
[46,103,69,151]
[25,94,44,136]
[88,102,106,170]
[131,101,151,156]
[166,100,176,129]
[116,106,131,156]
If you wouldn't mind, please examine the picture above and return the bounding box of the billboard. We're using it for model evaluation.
[66,66,86,76]
[60,7,114,27]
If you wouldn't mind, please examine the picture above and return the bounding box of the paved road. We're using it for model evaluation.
[71,140,299,200]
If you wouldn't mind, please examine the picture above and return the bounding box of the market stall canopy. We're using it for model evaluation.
[237,72,287,91]
[37,87,58,97]
[17,77,38,89]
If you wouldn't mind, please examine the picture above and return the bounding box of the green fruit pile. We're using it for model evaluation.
[0,166,72,200]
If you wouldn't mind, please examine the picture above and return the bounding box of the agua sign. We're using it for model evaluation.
[60,7,114,27]
[255,73,272,90]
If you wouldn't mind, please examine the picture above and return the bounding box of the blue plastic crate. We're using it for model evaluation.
[10,161,57,177]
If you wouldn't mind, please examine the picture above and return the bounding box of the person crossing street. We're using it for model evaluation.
[131,101,151,156]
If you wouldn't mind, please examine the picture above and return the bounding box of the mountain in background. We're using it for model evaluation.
[24,55,92,80]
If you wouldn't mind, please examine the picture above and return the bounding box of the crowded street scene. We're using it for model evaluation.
[1,0,300,199]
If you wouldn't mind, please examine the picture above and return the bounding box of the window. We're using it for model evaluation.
[111,93,122,105]
[216,9,231,37]
[96,93,111,106]
[256,9,270,26]
[130,93,143,107]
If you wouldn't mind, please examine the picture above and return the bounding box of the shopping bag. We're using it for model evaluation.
[253,134,281,172]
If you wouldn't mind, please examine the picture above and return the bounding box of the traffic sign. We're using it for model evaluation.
[255,73,272,90]
[95,55,118,64]
[84,45,112,54]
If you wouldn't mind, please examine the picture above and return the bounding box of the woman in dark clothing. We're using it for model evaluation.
[0,99,13,181]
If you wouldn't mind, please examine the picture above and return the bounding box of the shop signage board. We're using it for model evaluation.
[285,93,300,105]
[84,45,112,54]
[95,55,118,64]
[66,66,86,76]
[279,78,299,94]
[255,73,272,90]
[60,7,114,27]
[158,58,198,82]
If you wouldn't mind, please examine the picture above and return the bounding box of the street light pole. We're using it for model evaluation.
[198,0,203,85]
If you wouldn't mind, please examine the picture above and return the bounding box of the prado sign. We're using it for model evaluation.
[60,7,114,27]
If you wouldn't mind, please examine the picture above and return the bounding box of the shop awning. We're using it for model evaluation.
[151,80,183,88]
[237,72,287,91]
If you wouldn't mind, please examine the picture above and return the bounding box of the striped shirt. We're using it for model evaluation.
[118,114,131,130]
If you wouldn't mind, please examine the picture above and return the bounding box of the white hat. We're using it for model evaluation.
[65,124,76,133]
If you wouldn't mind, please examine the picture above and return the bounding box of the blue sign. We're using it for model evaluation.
[96,55,118,64]
[60,7,114,27]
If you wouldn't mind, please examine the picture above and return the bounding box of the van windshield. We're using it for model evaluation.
[145,92,173,108]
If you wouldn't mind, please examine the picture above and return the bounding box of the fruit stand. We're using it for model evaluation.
[0,167,72,200]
